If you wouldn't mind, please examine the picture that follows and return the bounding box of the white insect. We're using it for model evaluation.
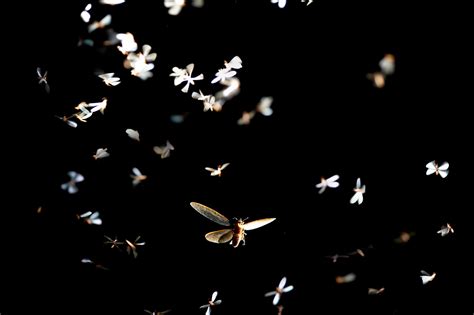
[211,56,242,84]
[81,258,108,270]
[74,102,93,122]
[368,287,385,295]
[88,14,112,33]
[205,163,230,177]
[100,0,126,4]
[116,32,137,55]
[37,67,50,93]
[93,148,110,160]
[126,129,140,141]
[215,77,241,100]
[335,273,357,284]
[315,175,340,194]
[437,223,454,237]
[265,277,294,305]
[379,54,395,76]
[125,45,156,80]
[172,63,204,93]
[85,98,108,114]
[420,270,436,285]
[192,90,220,112]
[271,0,287,8]
[164,0,185,16]
[80,3,92,23]
[350,178,366,205]
[144,309,172,315]
[98,73,121,86]
[256,97,274,116]
[55,115,78,128]
[426,160,449,178]
[61,171,84,194]
[131,167,147,186]
[78,211,102,225]
[199,291,222,315]
[153,140,175,159]
[125,236,145,258]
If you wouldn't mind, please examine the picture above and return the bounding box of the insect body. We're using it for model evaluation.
[190,202,275,248]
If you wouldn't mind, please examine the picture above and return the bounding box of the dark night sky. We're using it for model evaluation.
[2,0,473,314]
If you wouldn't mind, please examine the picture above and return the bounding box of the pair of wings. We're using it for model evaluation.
[190,202,275,243]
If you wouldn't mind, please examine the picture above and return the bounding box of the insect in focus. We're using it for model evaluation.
[264,277,294,305]
[190,202,275,248]
[426,160,449,178]
[199,291,222,315]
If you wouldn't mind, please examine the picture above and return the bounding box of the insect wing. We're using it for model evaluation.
[205,229,233,244]
[243,218,276,231]
[190,202,230,226]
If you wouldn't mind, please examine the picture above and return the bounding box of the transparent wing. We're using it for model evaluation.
[243,218,276,231]
[190,202,230,226]
[317,186,326,194]
[205,229,233,244]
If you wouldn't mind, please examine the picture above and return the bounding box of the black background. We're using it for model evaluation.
[2,0,472,314]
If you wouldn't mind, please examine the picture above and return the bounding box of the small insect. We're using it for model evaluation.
[335,273,357,284]
[126,129,140,141]
[153,140,175,159]
[131,167,147,186]
[190,202,276,248]
[426,160,449,178]
[366,72,386,88]
[98,73,121,86]
[81,258,109,270]
[93,148,110,160]
[55,115,78,128]
[199,291,222,315]
[264,277,294,305]
[394,231,415,244]
[88,14,112,33]
[325,253,349,263]
[437,223,454,237]
[205,163,230,177]
[144,309,172,315]
[315,175,340,194]
[368,287,385,295]
[350,177,366,205]
[104,235,124,249]
[125,236,145,258]
[117,32,137,54]
[37,67,50,93]
[100,0,125,4]
[61,171,84,194]
[271,0,287,9]
[237,111,256,125]
[211,56,242,84]
[256,96,274,117]
[78,211,102,225]
[379,54,396,76]
[420,270,436,285]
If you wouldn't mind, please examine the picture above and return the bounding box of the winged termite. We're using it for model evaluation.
[426,160,449,178]
[81,258,109,270]
[350,177,365,205]
[205,163,230,177]
[78,211,102,225]
[125,236,145,258]
[61,171,84,194]
[37,67,50,93]
[315,175,340,194]
[104,235,124,249]
[437,223,454,236]
[131,167,147,186]
[335,272,356,284]
[199,291,222,315]
[55,114,78,128]
[265,277,294,305]
[368,287,385,295]
[144,309,172,315]
[420,270,436,285]
[190,202,275,248]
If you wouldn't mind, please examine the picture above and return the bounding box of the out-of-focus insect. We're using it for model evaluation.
[325,253,349,263]
[93,148,109,160]
[104,235,123,249]
[237,111,256,125]
[88,14,112,33]
[81,258,109,270]
[350,178,365,205]
[125,236,145,258]
[426,160,449,178]
[131,167,147,186]
[61,171,84,194]
[368,287,385,295]
[78,211,102,225]
[144,309,172,315]
[74,102,93,122]
[117,32,137,54]
[394,231,415,244]
[55,114,78,128]
[85,98,108,114]
[80,3,92,23]
[256,96,274,117]
[301,0,313,5]
[379,54,396,76]
[437,223,454,236]
[37,67,50,93]
[190,202,276,248]
[271,0,287,9]
[126,129,140,141]
[98,73,121,86]
[315,175,340,194]
[199,291,222,315]
[264,277,294,305]
[100,0,125,4]
[335,273,356,284]
[153,140,175,159]
[205,163,230,177]
[366,72,386,88]
[277,305,284,315]
[420,270,436,285]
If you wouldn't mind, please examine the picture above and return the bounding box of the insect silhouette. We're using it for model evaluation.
[190,202,275,248]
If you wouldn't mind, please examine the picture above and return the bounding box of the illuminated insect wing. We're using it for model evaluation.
[425,161,437,175]
[243,218,276,231]
[190,202,230,226]
[437,162,449,178]
[205,229,234,244]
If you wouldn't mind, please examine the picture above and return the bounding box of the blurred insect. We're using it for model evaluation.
[37,67,50,93]
[55,114,78,128]
[85,98,108,114]
[426,160,449,178]
[81,258,109,270]
[104,235,123,249]
[117,32,137,54]
[144,309,172,315]
[211,56,242,84]
[277,305,284,315]
[237,111,256,125]
[153,140,175,159]
[394,231,415,244]
[325,253,349,263]
[301,0,313,5]
[100,0,125,4]
[420,270,436,285]
[80,3,92,23]
[205,163,230,177]
[93,148,110,160]
[125,236,145,258]
[199,291,222,315]
[379,54,396,75]
[368,287,385,295]
[350,178,366,205]
[61,171,84,194]
[131,167,147,186]
[256,96,274,116]
[126,129,140,141]
[264,277,294,305]
[98,73,121,86]
[437,223,454,236]
[88,14,112,33]
[74,102,93,122]
[366,72,386,88]
[315,175,340,194]
[335,273,356,284]
[271,0,287,8]
[190,202,276,248]
[78,211,102,225]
